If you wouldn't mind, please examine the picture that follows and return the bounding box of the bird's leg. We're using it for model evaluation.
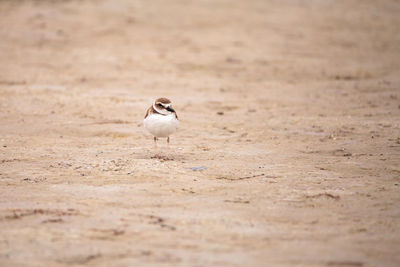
[154,137,158,157]
[167,137,170,155]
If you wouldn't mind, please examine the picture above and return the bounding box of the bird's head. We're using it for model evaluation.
[153,97,175,115]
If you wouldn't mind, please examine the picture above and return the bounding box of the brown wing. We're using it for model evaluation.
[144,106,153,119]
[174,111,178,120]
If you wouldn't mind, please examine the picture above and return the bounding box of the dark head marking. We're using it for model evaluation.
[155,97,171,104]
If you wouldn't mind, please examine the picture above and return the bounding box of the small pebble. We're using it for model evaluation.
[189,166,207,171]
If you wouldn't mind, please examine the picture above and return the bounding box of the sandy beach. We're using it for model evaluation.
[0,0,399,266]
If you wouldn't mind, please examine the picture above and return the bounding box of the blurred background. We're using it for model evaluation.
[0,0,399,266]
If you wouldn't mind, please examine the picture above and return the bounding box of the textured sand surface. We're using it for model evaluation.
[0,0,399,266]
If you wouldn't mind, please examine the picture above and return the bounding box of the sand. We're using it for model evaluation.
[0,0,399,266]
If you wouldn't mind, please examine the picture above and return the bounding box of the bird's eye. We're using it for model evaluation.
[157,103,163,107]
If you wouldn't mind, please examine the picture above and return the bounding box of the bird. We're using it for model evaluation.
[143,97,179,158]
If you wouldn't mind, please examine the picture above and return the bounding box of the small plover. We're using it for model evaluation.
[143,97,179,157]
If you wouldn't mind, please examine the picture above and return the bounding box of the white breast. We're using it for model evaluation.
[143,113,179,138]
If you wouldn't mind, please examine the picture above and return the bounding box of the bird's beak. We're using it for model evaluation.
[166,106,175,112]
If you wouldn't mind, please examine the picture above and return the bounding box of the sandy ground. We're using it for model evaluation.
[0,0,399,266]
